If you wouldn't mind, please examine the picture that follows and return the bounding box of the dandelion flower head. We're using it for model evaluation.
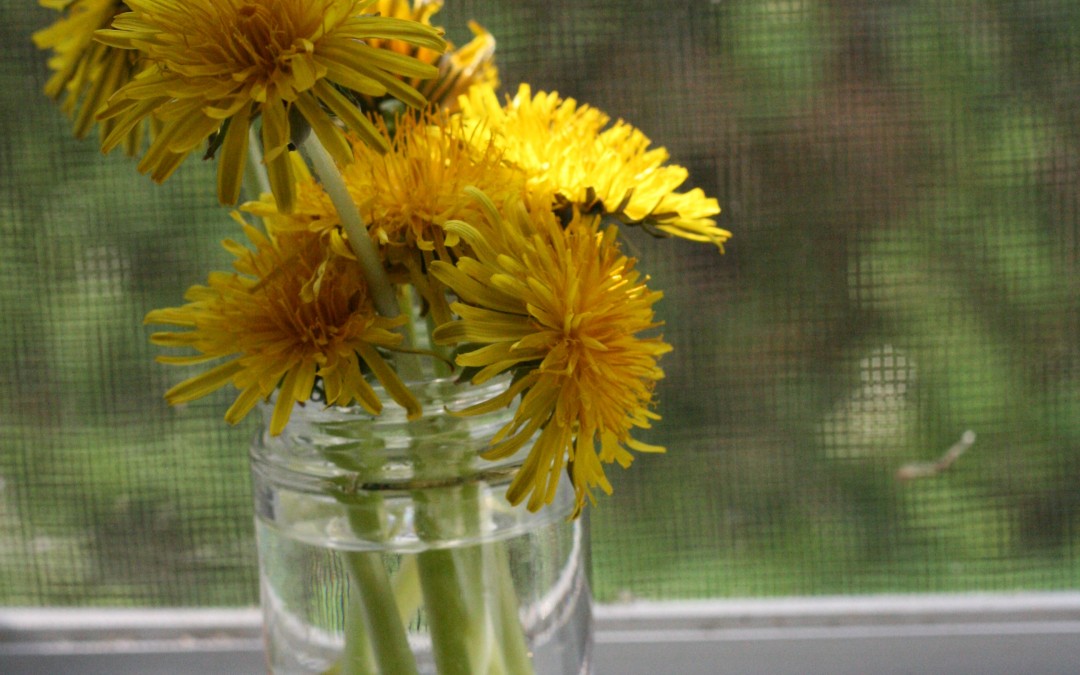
[357,0,498,114]
[247,112,529,325]
[432,190,671,515]
[460,83,731,250]
[33,0,146,154]
[145,218,421,436]
[95,0,447,211]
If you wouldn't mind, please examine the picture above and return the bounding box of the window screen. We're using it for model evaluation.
[2,0,1078,607]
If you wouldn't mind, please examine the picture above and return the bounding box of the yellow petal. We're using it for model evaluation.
[356,343,421,420]
[216,102,252,206]
[164,360,244,404]
[225,386,265,427]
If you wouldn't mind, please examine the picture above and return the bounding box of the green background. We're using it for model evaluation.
[1,0,1078,606]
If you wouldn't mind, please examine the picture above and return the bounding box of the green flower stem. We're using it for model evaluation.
[418,548,474,674]
[424,310,454,378]
[317,385,535,675]
[412,482,536,675]
[391,553,423,624]
[301,134,398,320]
[399,291,419,349]
[343,506,420,675]
[415,484,495,674]
[337,580,377,675]
[301,135,423,381]
[319,453,424,674]
[489,542,535,675]
[341,551,419,675]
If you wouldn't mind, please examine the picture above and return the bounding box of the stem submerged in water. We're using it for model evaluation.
[413,483,537,675]
[490,542,534,674]
[314,382,539,674]
[341,550,419,675]
[339,506,420,675]
[415,484,493,675]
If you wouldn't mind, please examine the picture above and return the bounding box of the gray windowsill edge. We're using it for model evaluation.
[3,592,1080,674]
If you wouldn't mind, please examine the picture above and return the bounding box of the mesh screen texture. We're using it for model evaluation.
[2,0,1079,607]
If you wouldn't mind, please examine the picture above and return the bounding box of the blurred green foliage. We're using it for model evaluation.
[1,0,1078,606]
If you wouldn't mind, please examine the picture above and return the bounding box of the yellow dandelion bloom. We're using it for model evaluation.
[246,112,528,325]
[94,0,447,211]
[431,190,671,515]
[459,83,731,250]
[342,112,526,323]
[33,0,146,154]
[145,218,421,435]
[359,0,498,113]
[424,19,498,112]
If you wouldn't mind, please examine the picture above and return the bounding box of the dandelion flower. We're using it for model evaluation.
[33,0,146,154]
[423,19,498,113]
[341,112,525,323]
[460,83,731,249]
[245,112,528,325]
[431,190,671,515]
[95,0,447,211]
[359,0,498,113]
[145,218,421,435]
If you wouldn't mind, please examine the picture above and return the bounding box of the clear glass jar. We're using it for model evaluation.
[250,376,593,674]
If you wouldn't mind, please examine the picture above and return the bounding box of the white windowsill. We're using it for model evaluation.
[3,592,1080,674]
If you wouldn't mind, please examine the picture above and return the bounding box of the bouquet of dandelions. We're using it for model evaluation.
[36,0,729,672]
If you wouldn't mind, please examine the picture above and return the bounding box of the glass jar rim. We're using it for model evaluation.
[249,372,529,492]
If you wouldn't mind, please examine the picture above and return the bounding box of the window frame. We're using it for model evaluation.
[4,593,1080,674]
